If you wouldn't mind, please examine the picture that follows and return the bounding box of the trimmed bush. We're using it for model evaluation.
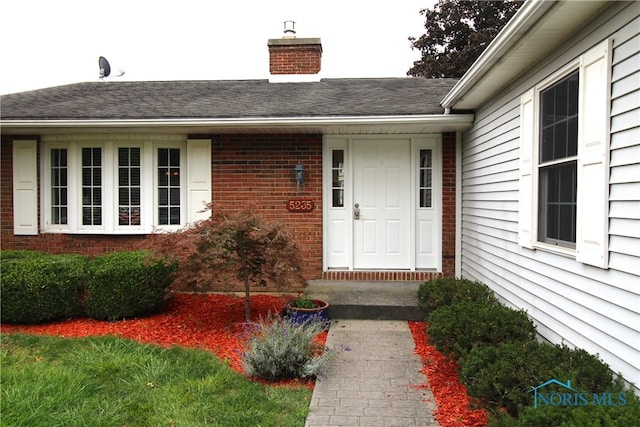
[242,314,333,380]
[84,251,177,321]
[461,340,625,416]
[0,250,51,260]
[427,301,536,361]
[1,253,88,324]
[489,393,640,426]
[417,277,497,317]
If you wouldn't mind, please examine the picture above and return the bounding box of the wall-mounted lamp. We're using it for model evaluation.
[294,163,305,193]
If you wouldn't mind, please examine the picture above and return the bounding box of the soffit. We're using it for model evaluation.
[443,1,611,110]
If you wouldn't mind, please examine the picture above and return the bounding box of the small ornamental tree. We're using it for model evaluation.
[141,204,305,322]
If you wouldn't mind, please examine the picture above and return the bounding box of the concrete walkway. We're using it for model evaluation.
[306,319,439,427]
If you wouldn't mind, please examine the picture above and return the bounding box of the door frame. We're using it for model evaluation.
[322,135,442,272]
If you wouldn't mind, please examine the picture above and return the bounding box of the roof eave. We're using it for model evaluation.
[441,0,610,110]
[0,114,475,136]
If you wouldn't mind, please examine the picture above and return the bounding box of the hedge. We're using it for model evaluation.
[84,251,177,321]
[1,253,88,323]
[1,250,177,324]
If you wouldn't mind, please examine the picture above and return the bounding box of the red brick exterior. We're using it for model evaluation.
[208,134,323,281]
[268,40,322,75]
[442,133,457,278]
[1,133,457,284]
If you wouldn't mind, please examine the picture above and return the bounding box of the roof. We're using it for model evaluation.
[442,0,612,110]
[1,78,457,121]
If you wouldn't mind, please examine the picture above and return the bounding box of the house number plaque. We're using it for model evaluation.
[287,199,315,213]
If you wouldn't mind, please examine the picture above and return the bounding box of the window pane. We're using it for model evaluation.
[82,147,102,226]
[332,189,344,208]
[158,168,168,186]
[169,207,180,224]
[537,71,579,247]
[159,188,168,205]
[130,168,140,186]
[419,149,433,208]
[169,168,180,186]
[170,149,180,166]
[170,188,180,205]
[118,147,141,226]
[539,161,577,245]
[82,188,91,205]
[331,150,345,208]
[540,71,579,163]
[159,208,168,225]
[158,148,181,225]
[158,148,168,166]
[51,148,68,225]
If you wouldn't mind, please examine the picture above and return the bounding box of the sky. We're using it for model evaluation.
[0,0,436,95]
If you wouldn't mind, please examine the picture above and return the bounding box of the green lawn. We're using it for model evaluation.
[1,334,312,427]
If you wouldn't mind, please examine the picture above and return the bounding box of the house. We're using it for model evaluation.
[442,1,640,390]
[1,0,638,390]
[0,28,471,284]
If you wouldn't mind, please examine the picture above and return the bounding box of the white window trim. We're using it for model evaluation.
[153,143,187,232]
[76,144,105,232]
[31,135,212,235]
[43,142,72,232]
[518,40,611,268]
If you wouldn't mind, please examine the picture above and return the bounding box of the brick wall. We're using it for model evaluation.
[268,38,322,75]
[442,133,457,278]
[209,134,323,282]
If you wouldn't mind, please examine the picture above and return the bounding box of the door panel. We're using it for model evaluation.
[353,140,411,269]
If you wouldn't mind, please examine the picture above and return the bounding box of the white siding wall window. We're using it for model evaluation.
[460,7,640,389]
[12,134,212,235]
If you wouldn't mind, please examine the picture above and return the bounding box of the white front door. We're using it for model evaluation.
[352,140,411,269]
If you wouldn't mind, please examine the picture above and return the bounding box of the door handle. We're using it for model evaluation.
[353,203,360,220]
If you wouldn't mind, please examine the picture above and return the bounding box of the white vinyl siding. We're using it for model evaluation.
[609,15,640,276]
[460,5,639,390]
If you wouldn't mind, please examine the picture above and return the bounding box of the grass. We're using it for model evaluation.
[1,334,312,427]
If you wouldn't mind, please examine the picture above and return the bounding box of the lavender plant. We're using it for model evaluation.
[242,314,333,380]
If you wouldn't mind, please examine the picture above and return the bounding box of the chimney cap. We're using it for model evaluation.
[283,20,296,38]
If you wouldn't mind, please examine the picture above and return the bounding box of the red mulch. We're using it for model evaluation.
[0,293,324,388]
[1,294,487,424]
[409,321,488,427]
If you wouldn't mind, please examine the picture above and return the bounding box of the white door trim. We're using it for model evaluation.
[323,135,441,272]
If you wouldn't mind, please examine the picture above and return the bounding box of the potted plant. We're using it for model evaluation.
[285,294,329,325]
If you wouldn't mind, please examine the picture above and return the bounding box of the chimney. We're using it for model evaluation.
[268,21,322,82]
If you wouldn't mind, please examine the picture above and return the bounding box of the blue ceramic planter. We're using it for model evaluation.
[285,299,329,325]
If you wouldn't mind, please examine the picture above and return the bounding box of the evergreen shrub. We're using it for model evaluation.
[84,251,177,321]
[461,339,626,416]
[0,252,88,324]
[427,301,536,361]
[488,393,640,426]
[417,277,497,317]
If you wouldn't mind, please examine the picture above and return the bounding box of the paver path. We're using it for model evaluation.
[306,319,439,427]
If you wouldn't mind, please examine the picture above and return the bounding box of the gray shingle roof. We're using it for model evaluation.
[1,78,457,121]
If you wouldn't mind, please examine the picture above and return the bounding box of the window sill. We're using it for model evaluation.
[533,241,576,259]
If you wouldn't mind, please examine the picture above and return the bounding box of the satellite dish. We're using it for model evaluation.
[99,56,111,79]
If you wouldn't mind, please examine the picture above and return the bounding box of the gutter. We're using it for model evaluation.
[441,0,554,109]
[0,114,475,133]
